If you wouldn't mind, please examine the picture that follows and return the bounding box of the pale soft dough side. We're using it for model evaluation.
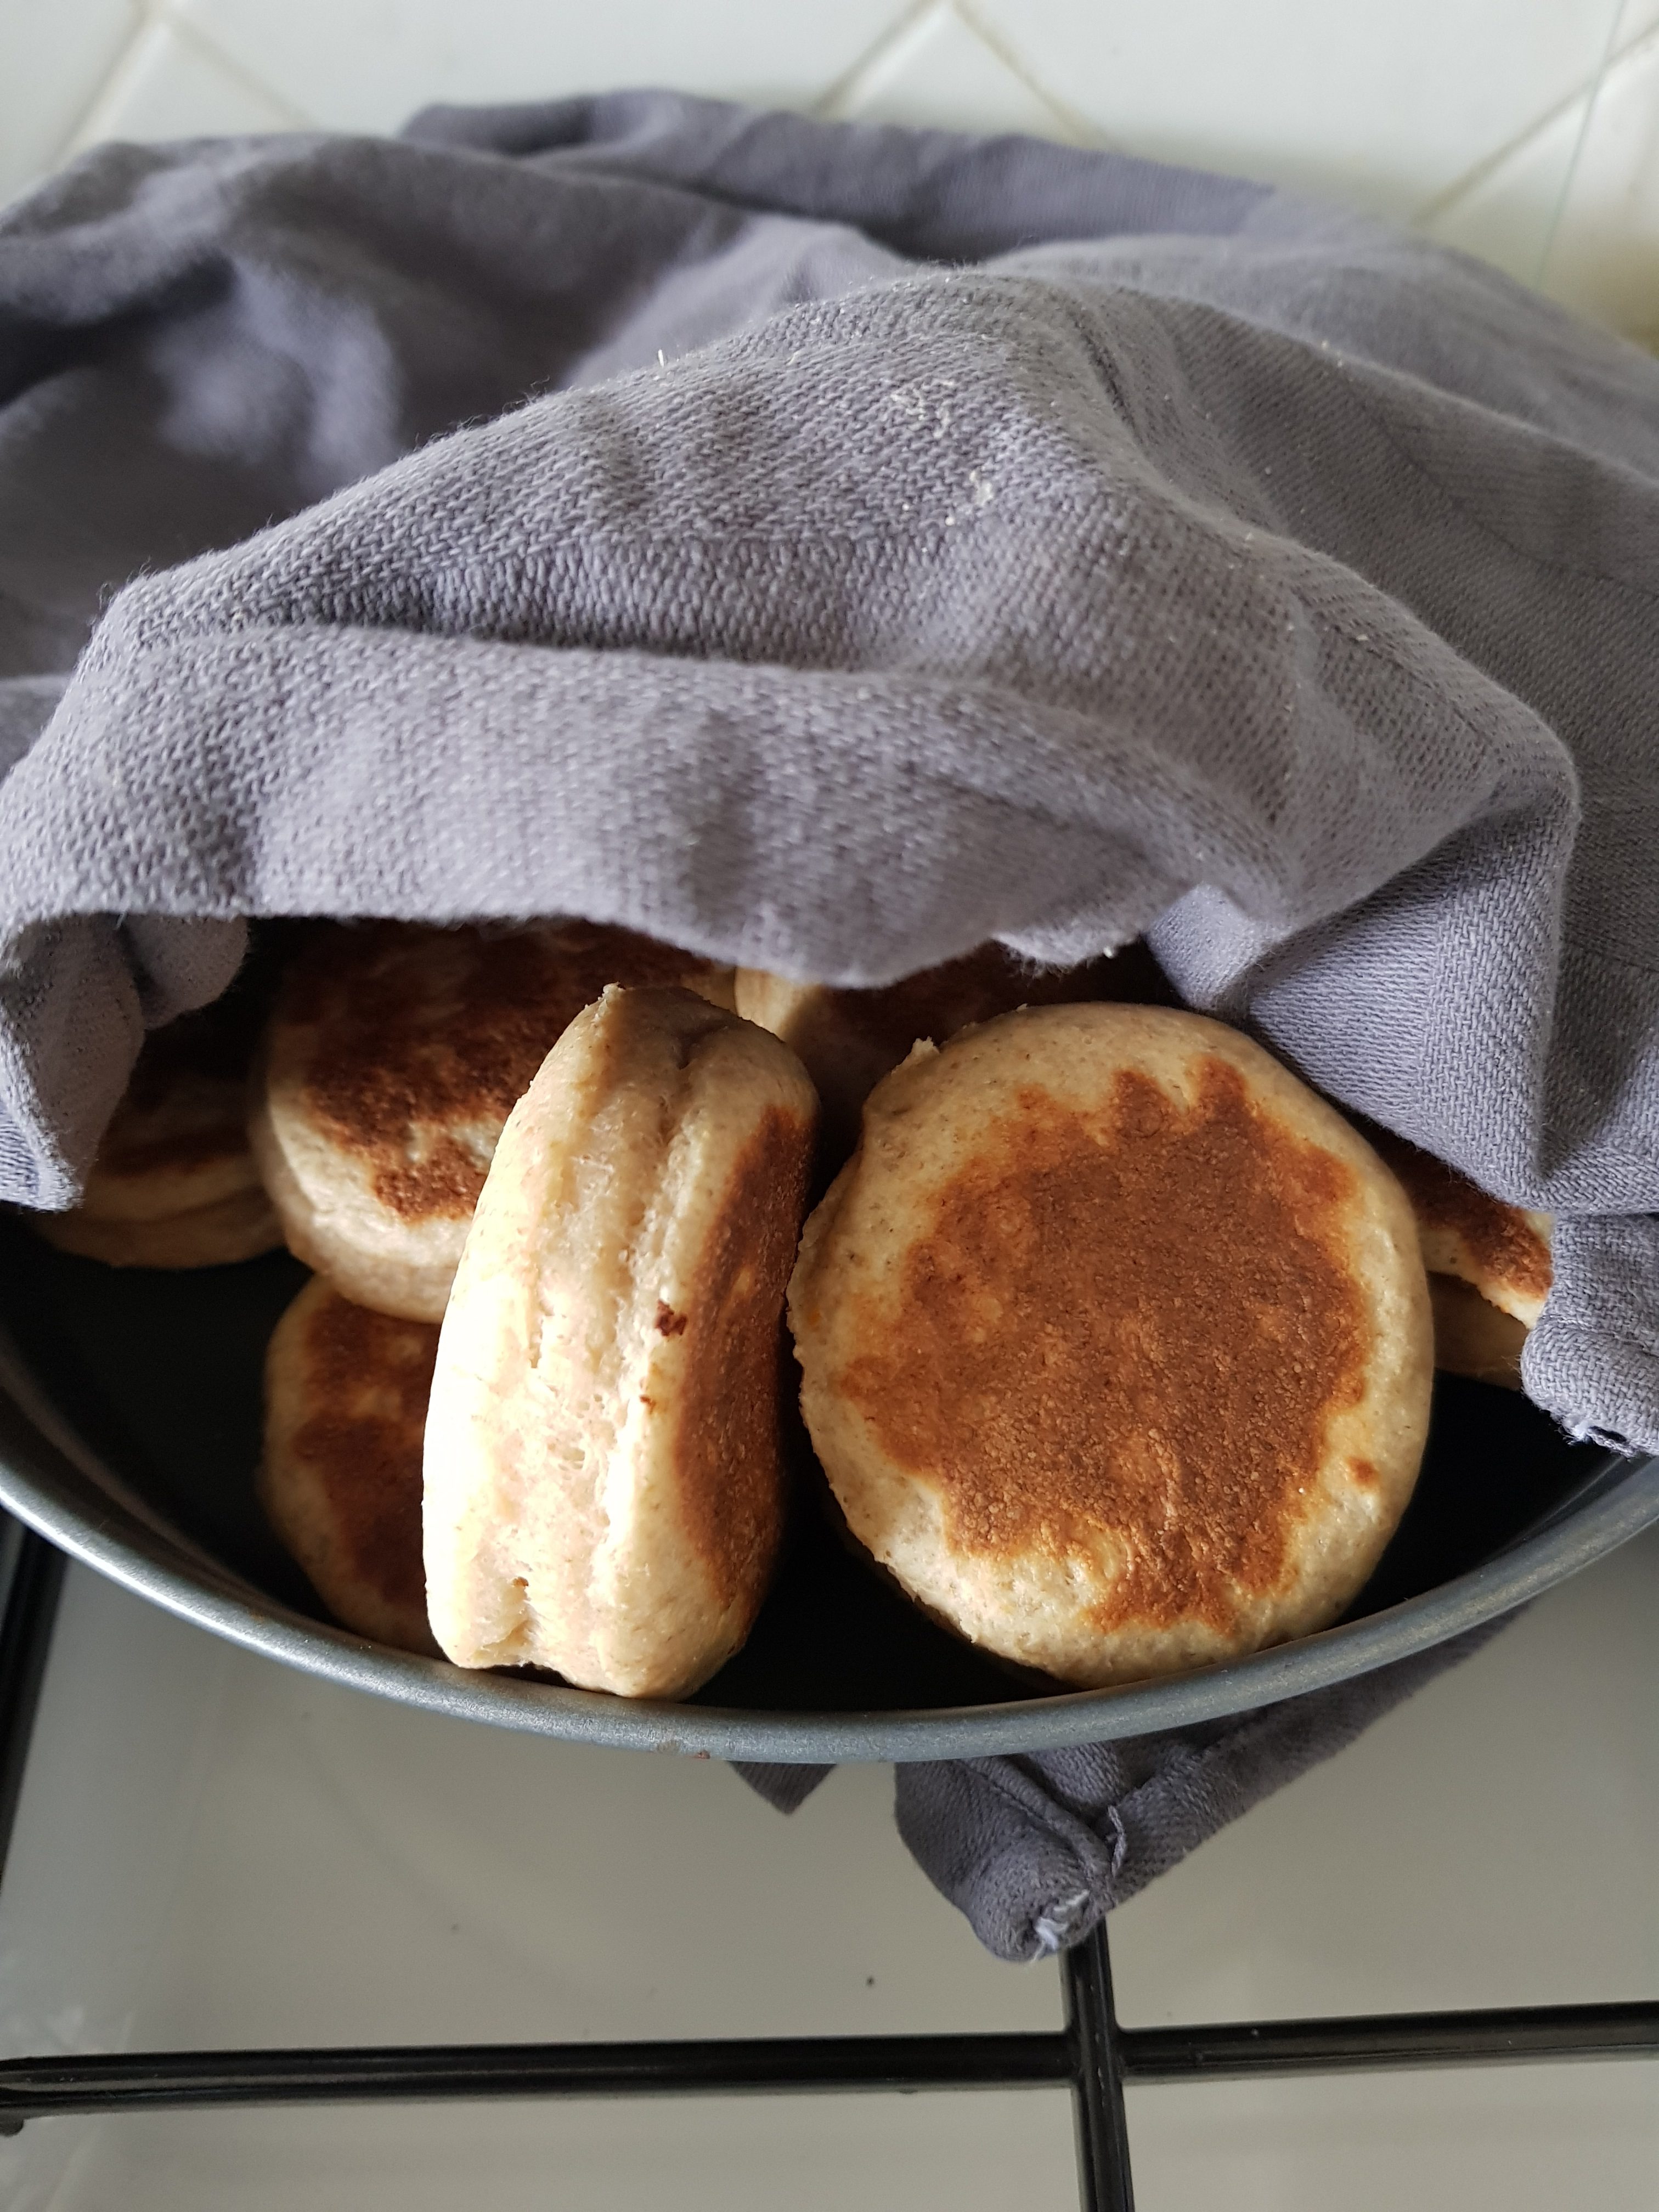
[1427,1273,1527,1388]
[424,985,815,1700]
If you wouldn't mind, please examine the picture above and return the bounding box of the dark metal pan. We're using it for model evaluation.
[0,1218,1654,1763]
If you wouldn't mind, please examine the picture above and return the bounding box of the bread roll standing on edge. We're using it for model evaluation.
[250,921,736,1324]
[261,1276,441,1656]
[788,1004,1435,1689]
[424,984,817,1701]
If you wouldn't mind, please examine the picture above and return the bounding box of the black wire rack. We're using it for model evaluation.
[0,1525,1655,2211]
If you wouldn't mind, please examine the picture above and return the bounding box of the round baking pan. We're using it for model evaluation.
[1,1218,1655,1764]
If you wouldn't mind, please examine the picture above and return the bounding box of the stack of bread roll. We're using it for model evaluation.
[32,916,1556,1698]
[34,989,284,1269]
[1361,1127,1550,1391]
[249,921,784,1686]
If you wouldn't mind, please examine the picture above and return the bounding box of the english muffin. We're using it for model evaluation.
[788,1003,1434,1689]
[1364,1127,1552,1326]
[35,987,281,1268]
[40,1184,282,1269]
[734,938,1175,1160]
[261,1274,439,1655]
[424,985,816,1700]
[250,921,733,1322]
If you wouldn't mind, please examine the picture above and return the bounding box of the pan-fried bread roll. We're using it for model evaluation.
[735,939,1175,1159]
[424,985,817,1700]
[1363,1127,1552,1327]
[261,1276,439,1655]
[34,987,281,1268]
[789,1004,1434,1689]
[250,921,734,1322]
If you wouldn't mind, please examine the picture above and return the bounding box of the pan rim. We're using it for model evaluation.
[0,1356,1653,1764]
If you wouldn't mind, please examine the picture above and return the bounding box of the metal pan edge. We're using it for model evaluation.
[1,1359,1655,1765]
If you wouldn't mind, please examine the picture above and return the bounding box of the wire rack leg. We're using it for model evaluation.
[1063,1922,1135,2212]
[0,1525,63,1890]
[0,1523,65,2136]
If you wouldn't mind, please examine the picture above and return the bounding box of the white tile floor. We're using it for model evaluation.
[4,0,1659,331]
[0,1530,1656,2209]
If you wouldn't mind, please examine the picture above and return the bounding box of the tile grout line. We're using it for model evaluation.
[58,0,320,165]
[952,0,1113,149]
[1413,4,1656,227]
[24,0,1659,301]
[811,0,955,121]
[146,2,323,131]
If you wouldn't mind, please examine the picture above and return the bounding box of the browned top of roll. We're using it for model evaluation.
[81,983,272,1221]
[276,922,713,1223]
[99,1006,252,1179]
[736,938,1177,1166]
[838,1054,1370,1632]
[819,939,1177,1060]
[1364,1125,1551,1324]
[92,1063,249,1190]
[263,1276,442,1652]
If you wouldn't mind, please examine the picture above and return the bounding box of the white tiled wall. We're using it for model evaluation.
[5,0,1659,337]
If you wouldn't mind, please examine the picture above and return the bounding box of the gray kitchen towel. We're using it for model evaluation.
[3,94,1658,1449]
[741,1617,1504,1960]
[0,92,1653,1950]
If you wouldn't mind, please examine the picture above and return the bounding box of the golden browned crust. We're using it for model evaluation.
[837,1054,1370,1635]
[261,1276,440,1654]
[789,1005,1433,1687]
[279,921,721,1223]
[85,1069,251,1203]
[792,939,1175,1065]
[254,921,734,1321]
[76,986,272,1224]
